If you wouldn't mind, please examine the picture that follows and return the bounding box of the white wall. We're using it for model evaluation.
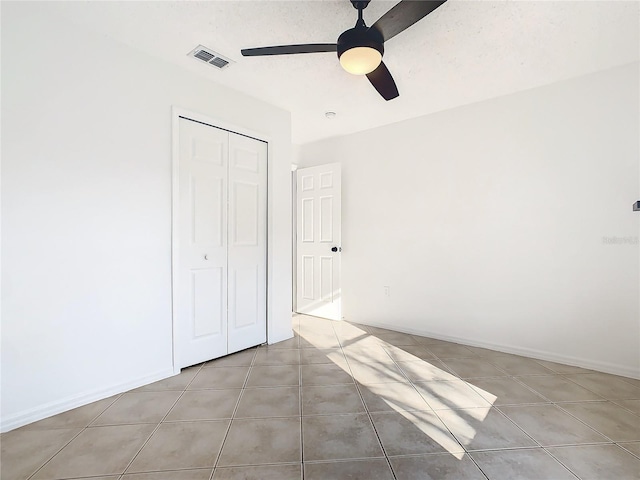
[1,3,292,431]
[297,63,640,378]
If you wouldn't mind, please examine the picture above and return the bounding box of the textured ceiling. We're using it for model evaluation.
[38,1,639,144]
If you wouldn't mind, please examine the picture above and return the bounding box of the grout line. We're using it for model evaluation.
[369,331,542,480]
[608,399,640,417]
[616,442,640,460]
[210,460,310,468]
[552,402,623,443]
[121,362,206,477]
[494,402,615,447]
[462,458,491,480]
[209,347,258,480]
[303,455,386,464]
[381,341,491,480]
[84,392,125,428]
[25,391,126,480]
[300,348,305,480]
[491,374,630,446]
[541,447,585,480]
[558,374,637,401]
[331,321,398,480]
[25,425,89,480]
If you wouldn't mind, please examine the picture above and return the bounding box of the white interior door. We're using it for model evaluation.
[227,133,267,352]
[177,117,228,367]
[175,117,267,369]
[296,163,342,320]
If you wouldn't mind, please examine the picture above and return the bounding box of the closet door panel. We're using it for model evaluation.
[177,118,228,368]
[227,133,267,353]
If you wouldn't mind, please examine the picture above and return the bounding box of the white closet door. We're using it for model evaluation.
[177,117,228,368]
[227,133,268,353]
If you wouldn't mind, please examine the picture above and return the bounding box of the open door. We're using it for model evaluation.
[295,163,342,320]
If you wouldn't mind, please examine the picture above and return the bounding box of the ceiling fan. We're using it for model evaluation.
[241,0,447,101]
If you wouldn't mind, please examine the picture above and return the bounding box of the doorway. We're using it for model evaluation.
[293,163,342,321]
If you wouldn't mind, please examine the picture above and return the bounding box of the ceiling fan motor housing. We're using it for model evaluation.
[351,0,371,10]
[336,27,384,60]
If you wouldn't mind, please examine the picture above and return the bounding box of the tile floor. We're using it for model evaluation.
[3,315,640,480]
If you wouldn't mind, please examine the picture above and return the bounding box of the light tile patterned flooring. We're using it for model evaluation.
[3,315,640,479]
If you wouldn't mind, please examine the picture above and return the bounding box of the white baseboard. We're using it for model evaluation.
[357,320,640,380]
[0,368,175,433]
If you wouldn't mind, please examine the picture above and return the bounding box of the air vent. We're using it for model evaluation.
[188,45,234,70]
[210,57,229,68]
[194,50,215,62]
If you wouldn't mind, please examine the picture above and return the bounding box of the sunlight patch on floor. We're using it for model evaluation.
[295,315,497,458]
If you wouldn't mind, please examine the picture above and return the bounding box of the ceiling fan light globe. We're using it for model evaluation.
[339,47,382,75]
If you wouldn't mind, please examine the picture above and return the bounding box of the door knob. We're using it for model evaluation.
[204,254,208,260]
[331,246,342,252]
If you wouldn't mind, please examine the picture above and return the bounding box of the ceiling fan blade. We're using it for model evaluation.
[366,61,399,101]
[241,44,337,56]
[370,0,447,42]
